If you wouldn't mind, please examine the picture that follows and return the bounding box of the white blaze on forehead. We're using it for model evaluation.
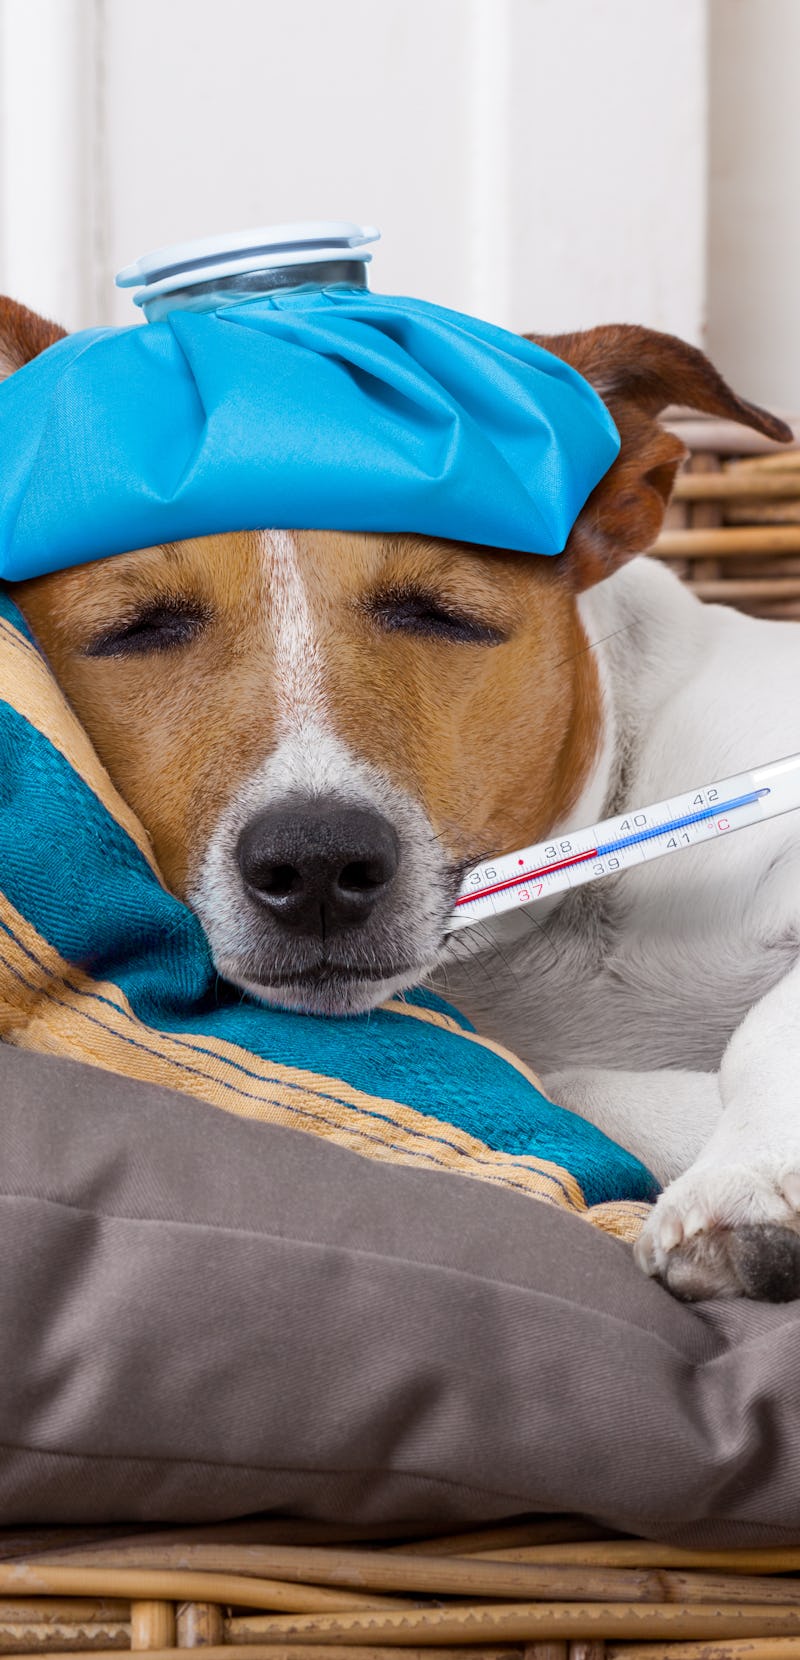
[261,529,327,731]
[259,531,359,801]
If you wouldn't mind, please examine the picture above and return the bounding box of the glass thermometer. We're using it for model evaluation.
[448,752,800,932]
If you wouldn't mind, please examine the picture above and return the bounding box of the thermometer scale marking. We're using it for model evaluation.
[450,752,800,931]
[454,787,768,910]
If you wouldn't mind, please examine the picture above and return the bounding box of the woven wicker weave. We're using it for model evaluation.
[4,1515,800,1659]
[655,411,800,619]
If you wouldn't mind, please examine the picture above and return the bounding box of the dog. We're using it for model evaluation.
[3,294,800,1302]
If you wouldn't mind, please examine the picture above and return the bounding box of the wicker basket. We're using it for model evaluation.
[5,1514,800,1660]
[654,411,800,619]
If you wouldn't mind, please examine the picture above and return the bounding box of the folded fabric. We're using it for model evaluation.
[2,1040,800,1541]
[0,590,656,1231]
[0,287,619,580]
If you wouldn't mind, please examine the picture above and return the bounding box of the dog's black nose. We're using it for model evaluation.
[236,799,400,934]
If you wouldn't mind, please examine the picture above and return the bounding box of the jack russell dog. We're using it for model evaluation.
[3,295,800,1302]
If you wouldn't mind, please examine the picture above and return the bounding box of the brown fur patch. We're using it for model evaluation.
[0,296,64,377]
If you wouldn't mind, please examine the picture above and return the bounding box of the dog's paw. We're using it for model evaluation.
[634,1163,800,1301]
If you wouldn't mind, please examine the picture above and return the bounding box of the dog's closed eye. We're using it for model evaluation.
[84,597,212,658]
[365,588,508,647]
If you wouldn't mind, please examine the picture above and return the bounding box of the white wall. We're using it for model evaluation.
[0,0,106,328]
[707,0,800,409]
[505,0,707,341]
[0,0,709,345]
[6,0,799,412]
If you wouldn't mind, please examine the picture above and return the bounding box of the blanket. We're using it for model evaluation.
[0,590,657,1238]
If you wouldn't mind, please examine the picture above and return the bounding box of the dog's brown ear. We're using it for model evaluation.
[0,296,65,381]
[528,322,793,591]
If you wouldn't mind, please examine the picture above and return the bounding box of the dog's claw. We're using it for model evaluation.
[659,1213,684,1251]
[682,1205,707,1240]
[781,1172,800,1209]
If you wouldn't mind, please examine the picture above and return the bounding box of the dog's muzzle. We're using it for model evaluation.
[237,798,400,938]
[191,751,456,1018]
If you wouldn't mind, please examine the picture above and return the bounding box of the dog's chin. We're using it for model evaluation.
[221,961,427,1018]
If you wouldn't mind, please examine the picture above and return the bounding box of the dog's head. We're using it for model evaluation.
[1,296,789,1014]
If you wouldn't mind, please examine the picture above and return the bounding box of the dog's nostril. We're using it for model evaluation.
[338,858,392,894]
[259,862,302,898]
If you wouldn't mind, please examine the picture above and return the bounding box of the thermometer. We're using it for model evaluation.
[448,752,800,932]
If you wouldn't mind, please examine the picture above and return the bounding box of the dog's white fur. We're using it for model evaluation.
[442,554,800,1294]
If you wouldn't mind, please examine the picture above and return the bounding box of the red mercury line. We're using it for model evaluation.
[455,845,600,907]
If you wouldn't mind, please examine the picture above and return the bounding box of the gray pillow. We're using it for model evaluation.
[1,1041,799,1544]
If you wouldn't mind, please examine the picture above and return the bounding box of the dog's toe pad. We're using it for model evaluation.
[727,1223,800,1302]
